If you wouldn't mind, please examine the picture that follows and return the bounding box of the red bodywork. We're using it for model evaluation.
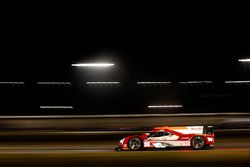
[117,126,215,150]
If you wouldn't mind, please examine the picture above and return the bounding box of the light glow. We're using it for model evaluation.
[179,81,212,84]
[137,82,171,84]
[225,81,250,84]
[40,106,73,109]
[238,59,250,62]
[148,105,183,108]
[0,82,24,84]
[37,82,72,85]
[86,82,120,84]
[71,63,114,67]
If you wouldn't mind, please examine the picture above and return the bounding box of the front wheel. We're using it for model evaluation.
[128,137,143,151]
[191,136,205,149]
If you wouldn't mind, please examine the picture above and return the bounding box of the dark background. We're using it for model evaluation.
[0,8,250,115]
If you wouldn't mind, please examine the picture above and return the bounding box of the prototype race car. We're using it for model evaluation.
[116,126,214,151]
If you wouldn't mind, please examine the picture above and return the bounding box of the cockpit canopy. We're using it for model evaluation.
[145,130,172,137]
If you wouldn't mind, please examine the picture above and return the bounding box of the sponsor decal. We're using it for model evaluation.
[180,137,190,140]
[144,141,151,147]
[182,141,190,146]
[152,143,166,148]
[119,138,125,144]
[191,127,202,130]
[207,137,213,142]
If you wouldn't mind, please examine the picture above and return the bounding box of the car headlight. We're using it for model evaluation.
[119,138,125,144]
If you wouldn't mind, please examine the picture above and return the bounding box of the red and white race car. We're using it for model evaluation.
[116,126,214,151]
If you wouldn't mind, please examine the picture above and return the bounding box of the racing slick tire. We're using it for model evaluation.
[128,137,143,151]
[191,136,205,149]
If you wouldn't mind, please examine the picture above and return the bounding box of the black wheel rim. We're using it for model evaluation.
[129,138,141,150]
[193,136,204,149]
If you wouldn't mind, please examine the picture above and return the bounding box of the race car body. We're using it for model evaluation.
[116,126,214,151]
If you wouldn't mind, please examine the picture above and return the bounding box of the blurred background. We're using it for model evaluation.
[0,5,249,166]
[0,34,250,115]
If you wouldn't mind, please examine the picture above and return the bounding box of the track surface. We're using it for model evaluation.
[0,129,250,167]
[0,129,250,166]
[0,150,249,167]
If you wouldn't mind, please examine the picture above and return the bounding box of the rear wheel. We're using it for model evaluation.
[191,136,205,149]
[128,137,143,151]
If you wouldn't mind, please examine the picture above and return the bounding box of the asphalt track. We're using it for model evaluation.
[0,129,250,166]
[0,115,250,166]
[0,149,249,167]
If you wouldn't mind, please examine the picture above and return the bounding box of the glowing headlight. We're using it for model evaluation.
[119,138,125,144]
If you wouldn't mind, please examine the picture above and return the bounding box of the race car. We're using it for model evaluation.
[116,126,214,151]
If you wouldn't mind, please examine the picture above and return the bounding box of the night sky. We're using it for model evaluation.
[0,11,250,115]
